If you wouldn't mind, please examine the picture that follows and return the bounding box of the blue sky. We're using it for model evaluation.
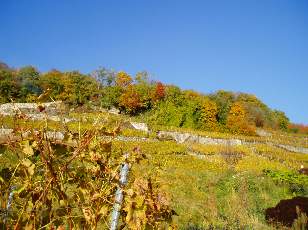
[1,0,308,123]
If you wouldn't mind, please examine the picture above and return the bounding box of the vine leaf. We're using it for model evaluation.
[22,140,34,156]
[99,205,109,216]
[21,159,35,176]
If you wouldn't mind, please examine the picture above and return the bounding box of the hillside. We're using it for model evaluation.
[0,63,308,229]
[1,63,302,136]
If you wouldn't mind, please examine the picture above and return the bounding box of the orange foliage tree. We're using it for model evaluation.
[227,102,256,135]
[288,123,308,134]
[155,82,165,99]
[152,82,165,102]
[119,86,143,114]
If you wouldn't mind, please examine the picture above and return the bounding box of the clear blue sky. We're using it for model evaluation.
[1,0,308,123]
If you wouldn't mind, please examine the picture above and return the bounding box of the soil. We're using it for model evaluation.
[299,168,308,175]
[265,196,308,228]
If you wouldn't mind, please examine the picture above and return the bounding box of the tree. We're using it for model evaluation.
[133,72,153,110]
[272,110,289,131]
[101,86,122,108]
[39,70,100,105]
[155,82,165,99]
[200,98,218,130]
[149,101,186,127]
[226,102,256,135]
[236,93,273,128]
[135,71,149,85]
[65,71,101,105]
[17,66,42,101]
[0,69,19,103]
[0,61,10,70]
[92,67,116,87]
[39,70,65,101]
[115,71,132,88]
[209,90,236,125]
[119,86,143,114]
[165,85,184,106]
[152,82,165,103]
[288,123,308,134]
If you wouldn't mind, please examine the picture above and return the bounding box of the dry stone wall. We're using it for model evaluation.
[0,101,64,116]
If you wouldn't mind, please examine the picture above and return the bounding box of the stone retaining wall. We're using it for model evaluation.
[0,101,65,116]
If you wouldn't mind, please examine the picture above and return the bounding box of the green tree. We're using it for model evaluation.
[150,101,186,127]
[39,70,65,101]
[101,86,122,108]
[134,72,154,110]
[17,66,42,101]
[165,85,184,106]
[209,90,236,125]
[39,70,100,105]
[273,110,289,130]
[0,69,19,103]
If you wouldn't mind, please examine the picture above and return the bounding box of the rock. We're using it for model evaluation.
[108,107,120,115]
[0,128,13,136]
[0,128,14,143]
[45,131,65,141]
[256,129,272,137]
[0,128,64,143]
[0,102,76,123]
[265,196,308,227]
[156,131,176,141]
[130,122,149,132]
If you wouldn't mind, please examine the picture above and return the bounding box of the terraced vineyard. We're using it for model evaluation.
[0,108,307,229]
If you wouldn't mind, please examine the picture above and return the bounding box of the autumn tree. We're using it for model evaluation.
[227,102,256,135]
[39,70,100,105]
[151,82,165,103]
[39,70,65,101]
[236,93,274,128]
[155,82,165,99]
[200,98,218,130]
[116,71,132,88]
[288,123,308,134]
[119,85,143,114]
